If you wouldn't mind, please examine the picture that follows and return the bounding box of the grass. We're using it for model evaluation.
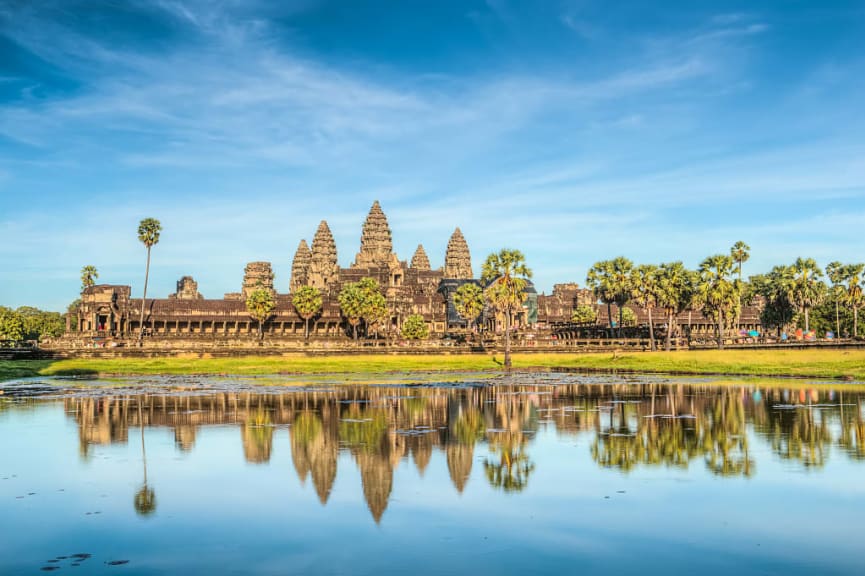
[2,348,865,382]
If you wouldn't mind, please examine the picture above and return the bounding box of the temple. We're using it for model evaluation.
[69,200,762,347]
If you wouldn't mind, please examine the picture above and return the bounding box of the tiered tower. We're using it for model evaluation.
[443,227,473,279]
[353,201,394,269]
[308,221,339,290]
[171,276,203,300]
[410,245,431,271]
[290,239,312,293]
[241,262,275,297]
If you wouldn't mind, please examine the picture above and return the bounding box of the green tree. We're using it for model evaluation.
[696,254,740,349]
[338,282,365,344]
[16,307,65,341]
[246,286,276,341]
[630,264,659,350]
[137,218,162,344]
[825,261,846,337]
[571,304,597,325]
[356,277,387,340]
[656,262,695,351]
[620,306,637,327]
[0,307,24,342]
[790,257,825,333]
[750,266,796,337]
[453,282,484,333]
[730,241,750,282]
[586,257,633,337]
[401,313,429,340]
[80,265,98,291]
[292,285,323,341]
[844,263,865,337]
[481,249,532,370]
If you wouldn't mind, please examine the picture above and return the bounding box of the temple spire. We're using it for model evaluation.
[353,200,394,268]
[444,227,473,279]
[410,244,431,271]
[290,239,312,292]
[309,221,339,290]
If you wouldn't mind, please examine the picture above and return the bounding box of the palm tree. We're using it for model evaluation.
[453,282,484,335]
[80,265,98,291]
[790,257,825,333]
[631,264,659,350]
[730,241,751,282]
[137,218,162,344]
[751,266,796,337]
[338,282,365,345]
[696,254,739,349]
[844,264,865,337]
[656,262,695,351]
[246,286,276,342]
[481,249,532,370]
[825,261,846,338]
[586,257,633,337]
[292,286,323,341]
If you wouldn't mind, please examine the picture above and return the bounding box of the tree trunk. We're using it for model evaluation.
[836,300,840,338]
[855,307,859,338]
[354,323,359,347]
[304,317,310,341]
[138,246,151,345]
[804,307,810,333]
[607,302,613,338]
[665,310,673,351]
[618,306,624,338]
[647,306,655,351]
[504,310,512,370]
[717,319,724,349]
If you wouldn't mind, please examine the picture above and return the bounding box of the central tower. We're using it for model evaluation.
[352,200,395,269]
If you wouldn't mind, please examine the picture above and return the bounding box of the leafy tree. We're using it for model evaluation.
[355,277,387,340]
[0,307,24,342]
[137,218,162,343]
[80,265,98,291]
[750,266,796,336]
[571,304,597,325]
[825,262,846,337]
[292,286,323,340]
[246,286,276,341]
[790,257,825,333]
[656,262,696,351]
[630,264,659,350]
[730,241,750,282]
[338,282,365,344]
[586,257,633,337]
[620,306,637,327]
[481,249,532,369]
[844,263,865,337]
[401,314,429,340]
[16,307,65,341]
[454,282,484,333]
[696,254,740,349]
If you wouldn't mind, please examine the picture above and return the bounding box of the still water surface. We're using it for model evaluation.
[1,372,864,575]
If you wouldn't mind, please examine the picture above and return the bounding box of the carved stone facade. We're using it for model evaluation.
[410,245,431,271]
[290,240,311,293]
[170,276,203,300]
[241,262,275,297]
[307,221,339,291]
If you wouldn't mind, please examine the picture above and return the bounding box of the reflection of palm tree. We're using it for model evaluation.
[484,441,534,492]
[134,397,156,516]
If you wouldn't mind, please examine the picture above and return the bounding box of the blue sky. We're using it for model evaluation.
[1,0,864,310]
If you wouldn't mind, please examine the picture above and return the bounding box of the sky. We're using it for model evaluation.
[1,0,864,311]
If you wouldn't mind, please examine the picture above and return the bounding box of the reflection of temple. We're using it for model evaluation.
[64,382,865,522]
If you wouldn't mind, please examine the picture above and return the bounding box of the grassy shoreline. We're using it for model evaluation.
[2,349,865,382]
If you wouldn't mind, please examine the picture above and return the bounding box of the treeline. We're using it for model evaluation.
[0,306,66,343]
[584,241,864,349]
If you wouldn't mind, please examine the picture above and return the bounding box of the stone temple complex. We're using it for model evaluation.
[70,201,762,346]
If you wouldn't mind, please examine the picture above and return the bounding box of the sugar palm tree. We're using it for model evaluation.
[790,257,825,333]
[630,264,659,350]
[587,257,633,337]
[246,285,276,342]
[656,262,695,351]
[137,218,162,344]
[730,241,750,282]
[696,254,739,349]
[292,286,323,341]
[844,263,865,337]
[80,265,98,291]
[481,249,532,370]
[134,397,156,516]
[453,282,484,335]
[825,261,846,337]
[586,260,616,337]
[338,282,365,345]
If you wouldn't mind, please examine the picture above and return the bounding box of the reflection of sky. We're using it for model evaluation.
[1,400,864,575]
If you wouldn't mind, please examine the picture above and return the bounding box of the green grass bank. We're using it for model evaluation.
[2,349,865,382]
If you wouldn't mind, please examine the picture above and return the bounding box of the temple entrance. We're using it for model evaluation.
[97,314,109,331]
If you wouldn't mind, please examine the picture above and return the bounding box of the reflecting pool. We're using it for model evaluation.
[1,372,864,575]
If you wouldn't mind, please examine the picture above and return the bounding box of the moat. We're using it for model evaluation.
[1,373,863,575]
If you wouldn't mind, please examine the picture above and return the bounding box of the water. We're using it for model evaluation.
[1,372,864,575]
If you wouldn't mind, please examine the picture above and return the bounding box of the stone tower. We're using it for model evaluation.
[353,200,394,269]
[290,239,312,293]
[410,244,431,271]
[170,276,202,300]
[444,227,473,279]
[242,262,275,298]
[309,220,339,290]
